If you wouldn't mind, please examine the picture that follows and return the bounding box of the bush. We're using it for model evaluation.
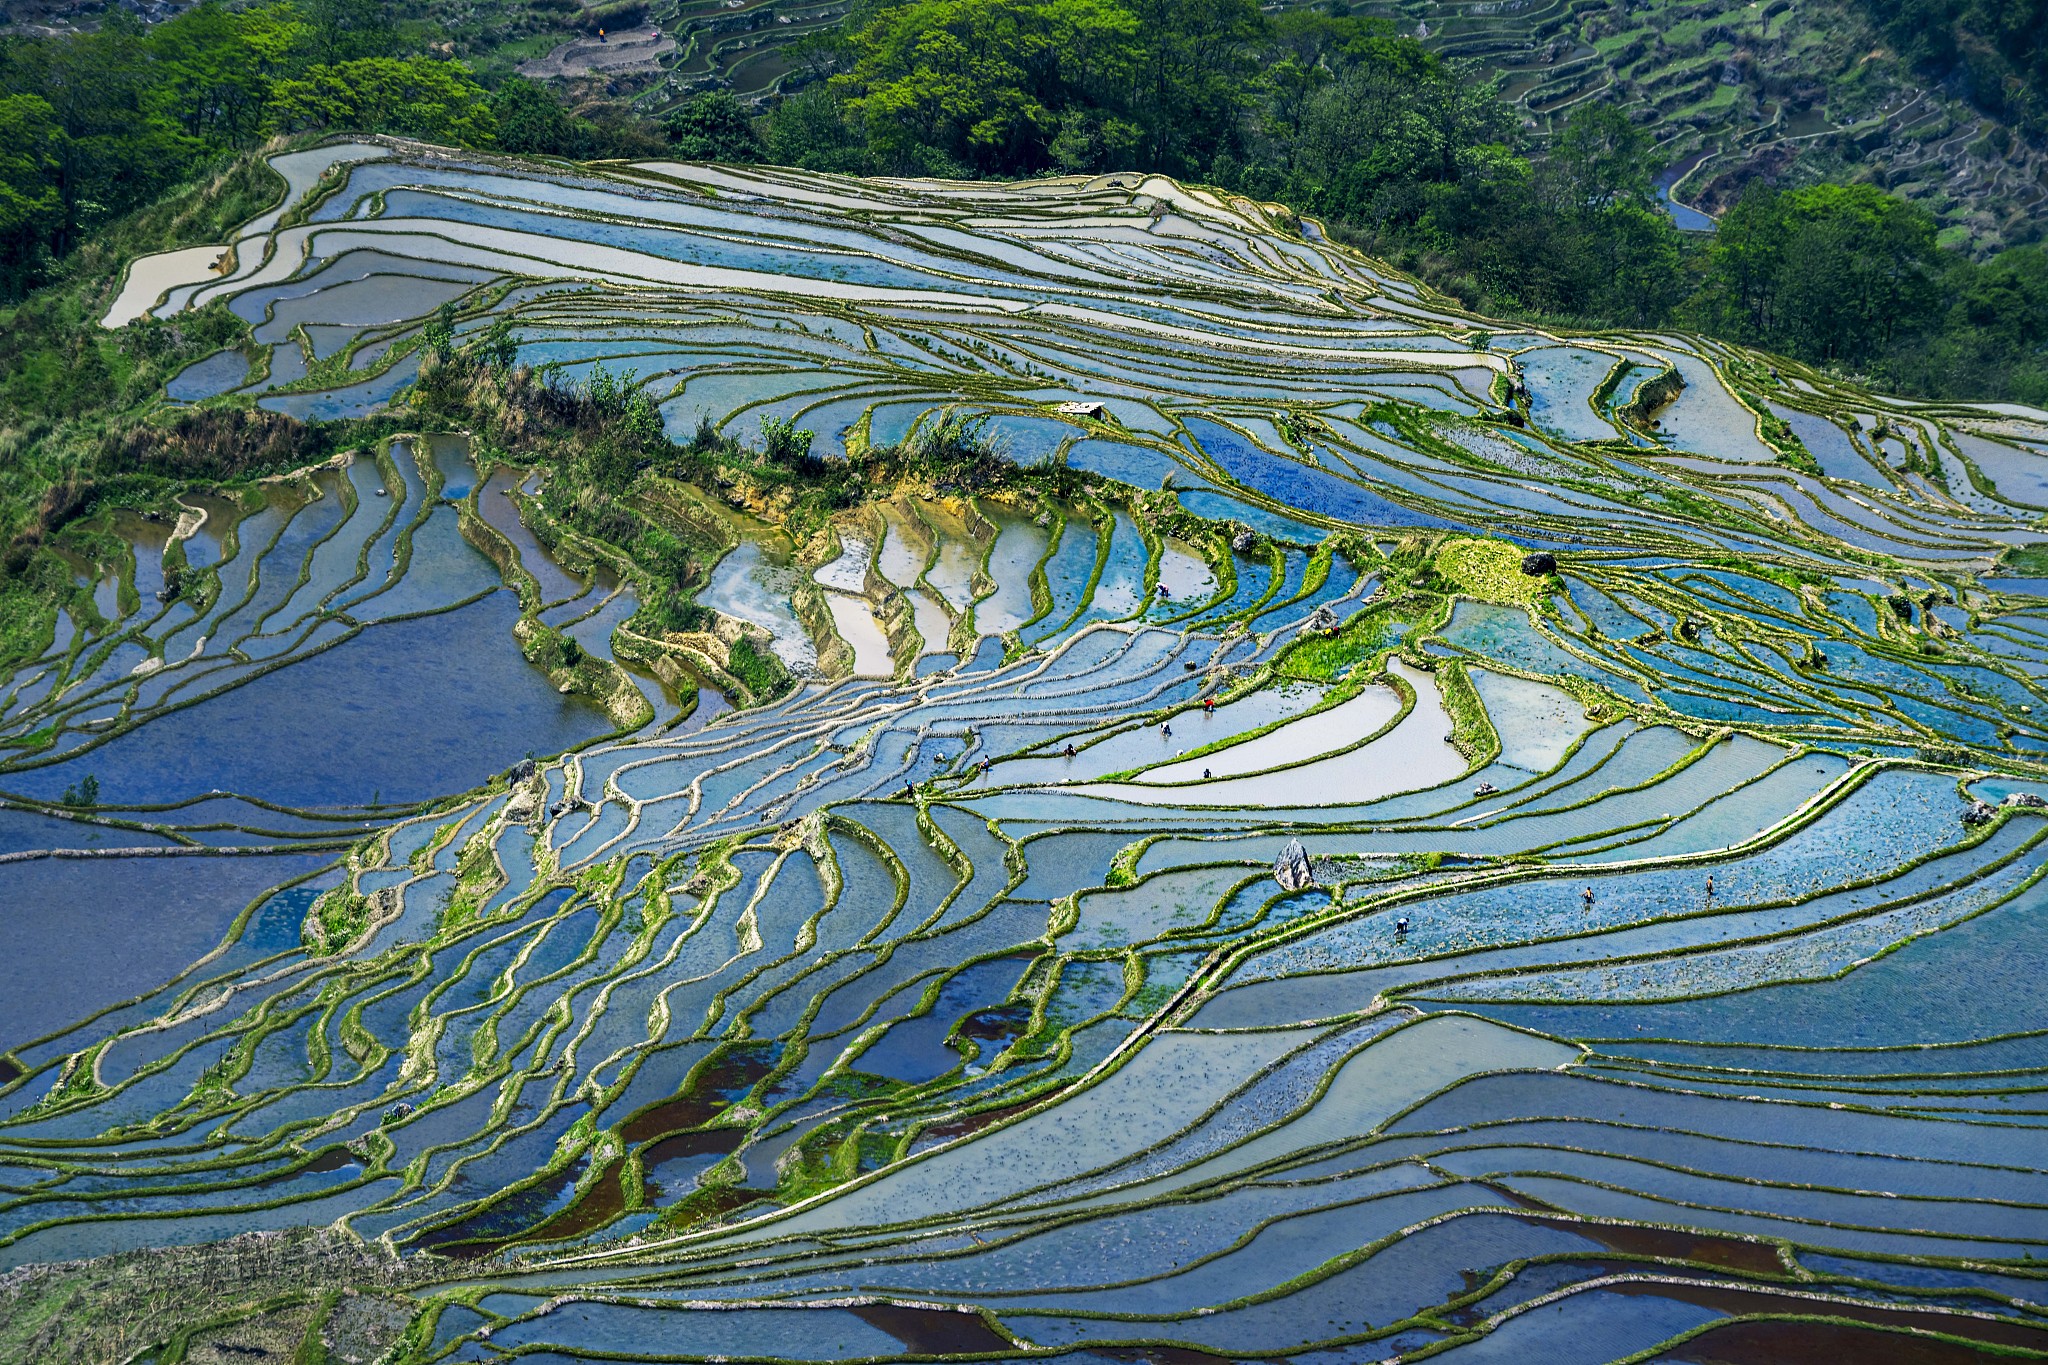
[725,632,786,697]
[765,86,869,173]
[492,76,584,157]
[895,411,1009,490]
[523,625,584,672]
[265,57,497,145]
[97,407,343,482]
[760,415,817,471]
[664,93,764,163]
[636,586,712,634]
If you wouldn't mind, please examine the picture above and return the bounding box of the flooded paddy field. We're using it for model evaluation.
[14,138,2048,1361]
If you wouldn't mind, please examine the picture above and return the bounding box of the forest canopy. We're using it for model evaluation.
[0,0,2043,403]
[0,0,649,297]
[755,0,2048,401]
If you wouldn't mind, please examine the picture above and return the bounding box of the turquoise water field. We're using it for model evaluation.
[12,138,2048,1360]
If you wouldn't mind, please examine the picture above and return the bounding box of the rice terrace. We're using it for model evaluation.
[9,45,2048,1361]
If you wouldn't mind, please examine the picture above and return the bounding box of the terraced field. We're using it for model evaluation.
[581,0,2047,250]
[15,137,2048,1359]
[519,0,842,104]
[1366,0,2048,248]
[654,0,841,99]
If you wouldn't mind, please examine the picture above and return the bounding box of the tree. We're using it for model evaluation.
[1692,181,1794,340]
[1122,0,1261,174]
[1584,203,1689,325]
[472,318,520,374]
[1696,182,1942,365]
[1048,107,1140,171]
[0,0,424,295]
[264,57,497,146]
[0,95,63,298]
[761,415,816,466]
[622,391,667,448]
[144,1,300,155]
[1548,101,1657,215]
[1942,244,2048,401]
[664,92,764,162]
[1954,243,2048,354]
[300,0,399,65]
[1529,103,1683,320]
[765,86,869,172]
[1289,42,1509,232]
[6,15,184,257]
[491,76,582,157]
[423,302,457,362]
[1862,0,2048,137]
[583,362,629,418]
[837,0,1141,175]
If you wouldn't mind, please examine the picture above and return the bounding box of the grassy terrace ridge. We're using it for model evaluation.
[3,139,2048,1364]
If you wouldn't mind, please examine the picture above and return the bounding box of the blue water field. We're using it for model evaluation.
[13,143,2048,1365]
[4,593,609,808]
[0,852,334,1050]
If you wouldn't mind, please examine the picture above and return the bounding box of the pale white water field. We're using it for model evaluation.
[1137,684,1401,783]
[812,535,873,593]
[1082,660,1461,804]
[824,592,895,677]
[923,513,984,613]
[875,504,931,587]
[104,245,233,330]
[1468,668,1595,770]
[907,591,955,654]
[106,143,393,327]
[700,540,817,672]
[1154,538,1218,603]
[996,681,1331,784]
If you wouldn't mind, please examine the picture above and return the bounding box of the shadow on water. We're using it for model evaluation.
[1641,1285,2048,1361]
[5,592,612,809]
[0,851,335,1051]
[414,1043,784,1254]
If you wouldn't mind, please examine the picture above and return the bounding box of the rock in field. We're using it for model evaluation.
[1275,838,1315,890]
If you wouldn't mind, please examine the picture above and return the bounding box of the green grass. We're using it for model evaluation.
[1435,538,1552,606]
[725,633,788,699]
[0,583,58,673]
[1278,594,1443,682]
[306,889,371,953]
[2001,545,2048,575]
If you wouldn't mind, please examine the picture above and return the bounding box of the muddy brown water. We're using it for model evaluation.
[1649,1309,2048,1363]
[621,1042,779,1145]
[1516,1214,1787,1275]
[848,1303,1013,1354]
